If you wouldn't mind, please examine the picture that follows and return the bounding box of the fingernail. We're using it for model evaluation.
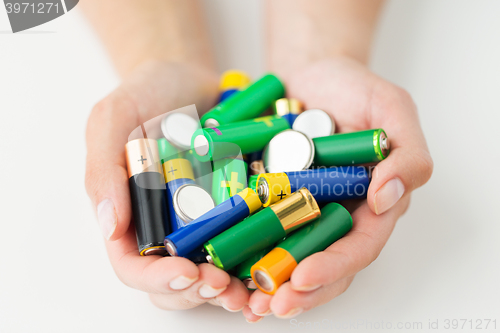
[220,300,244,312]
[252,309,272,316]
[373,178,405,215]
[199,284,227,298]
[291,284,322,292]
[169,276,198,290]
[246,317,263,324]
[97,198,117,240]
[275,307,303,319]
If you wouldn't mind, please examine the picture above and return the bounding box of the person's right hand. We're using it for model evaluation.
[85,60,251,312]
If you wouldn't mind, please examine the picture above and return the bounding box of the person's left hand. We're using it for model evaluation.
[243,57,433,322]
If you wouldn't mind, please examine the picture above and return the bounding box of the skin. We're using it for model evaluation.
[82,0,433,323]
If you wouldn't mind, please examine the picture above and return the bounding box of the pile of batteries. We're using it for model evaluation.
[125,70,390,295]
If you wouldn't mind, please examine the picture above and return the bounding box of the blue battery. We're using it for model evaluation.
[219,89,239,102]
[164,188,262,257]
[257,166,371,207]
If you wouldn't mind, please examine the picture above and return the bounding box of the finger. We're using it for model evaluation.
[368,84,433,215]
[289,199,409,291]
[248,289,273,317]
[270,277,354,319]
[242,305,264,324]
[216,276,251,312]
[148,263,231,310]
[85,88,141,240]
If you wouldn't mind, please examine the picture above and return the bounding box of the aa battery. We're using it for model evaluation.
[251,203,352,295]
[274,98,303,127]
[125,139,170,256]
[185,149,213,192]
[204,188,321,271]
[256,166,371,207]
[212,157,248,205]
[235,246,274,290]
[218,70,251,102]
[163,158,214,232]
[313,129,390,167]
[263,129,315,173]
[201,74,285,128]
[164,188,262,258]
[292,109,335,139]
[191,115,290,162]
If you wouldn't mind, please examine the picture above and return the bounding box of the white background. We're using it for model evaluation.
[0,1,499,332]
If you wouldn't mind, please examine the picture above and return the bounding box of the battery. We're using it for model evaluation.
[235,246,274,290]
[161,112,201,151]
[218,70,251,102]
[125,138,170,256]
[292,109,335,139]
[263,129,315,173]
[201,74,285,128]
[204,188,321,271]
[248,174,260,192]
[313,129,390,167]
[164,188,262,258]
[163,158,215,232]
[184,149,213,192]
[274,98,303,127]
[212,157,248,205]
[191,115,290,162]
[256,166,370,207]
[251,202,352,294]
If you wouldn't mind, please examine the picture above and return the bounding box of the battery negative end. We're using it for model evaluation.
[143,247,168,256]
[194,135,209,156]
[253,270,275,293]
[204,118,220,128]
[165,240,177,256]
[243,278,257,290]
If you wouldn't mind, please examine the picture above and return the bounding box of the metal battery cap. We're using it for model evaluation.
[292,109,335,139]
[161,113,200,150]
[263,130,315,173]
[173,184,215,223]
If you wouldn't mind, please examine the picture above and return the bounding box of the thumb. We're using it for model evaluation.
[368,143,433,216]
[85,88,139,240]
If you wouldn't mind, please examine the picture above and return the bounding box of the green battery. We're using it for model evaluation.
[184,149,212,192]
[313,129,390,167]
[204,188,321,271]
[191,115,290,162]
[212,157,248,205]
[235,245,274,290]
[158,138,181,164]
[201,74,285,128]
[251,202,352,295]
[248,174,260,192]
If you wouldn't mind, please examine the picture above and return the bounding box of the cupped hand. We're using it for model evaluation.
[246,57,434,320]
[85,60,250,312]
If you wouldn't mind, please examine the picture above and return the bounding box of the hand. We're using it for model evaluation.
[85,60,251,312]
[245,57,433,321]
